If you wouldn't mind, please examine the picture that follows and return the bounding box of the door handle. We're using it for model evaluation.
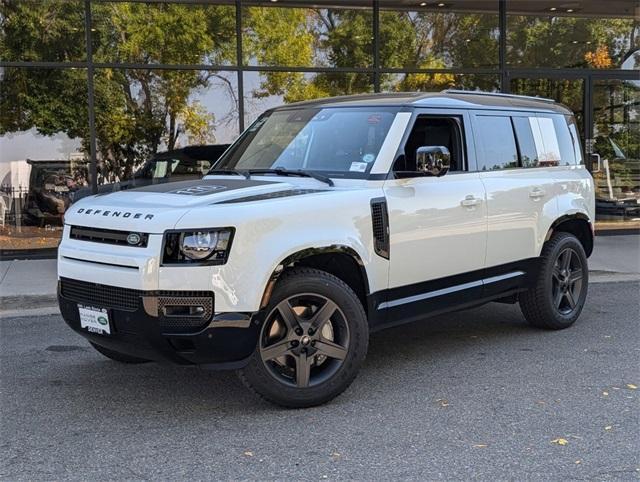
[529,188,546,199]
[461,195,481,208]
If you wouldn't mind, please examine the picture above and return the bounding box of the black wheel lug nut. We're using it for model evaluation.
[295,328,303,336]
[308,328,315,335]
[291,340,299,347]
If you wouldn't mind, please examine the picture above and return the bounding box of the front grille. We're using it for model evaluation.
[70,226,148,248]
[60,278,214,333]
[61,278,142,311]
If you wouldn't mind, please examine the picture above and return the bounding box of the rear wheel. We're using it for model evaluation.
[238,268,368,408]
[90,342,150,364]
[520,232,589,329]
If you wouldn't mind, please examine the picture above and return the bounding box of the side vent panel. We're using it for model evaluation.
[370,198,390,259]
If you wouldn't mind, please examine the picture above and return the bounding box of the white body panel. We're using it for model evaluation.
[384,172,487,287]
[60,177,388,312]
[480,167,559,266]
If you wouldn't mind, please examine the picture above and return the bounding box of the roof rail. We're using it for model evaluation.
[442,89,556,103]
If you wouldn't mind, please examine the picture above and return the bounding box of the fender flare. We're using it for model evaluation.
[258,245,370,309]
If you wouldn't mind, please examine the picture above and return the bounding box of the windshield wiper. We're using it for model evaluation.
[207,168,251,180]
[247,168,334,187]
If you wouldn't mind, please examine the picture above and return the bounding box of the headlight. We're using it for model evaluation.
[162,228,234,265]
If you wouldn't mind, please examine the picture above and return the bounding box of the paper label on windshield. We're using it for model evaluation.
[349,162,368,173]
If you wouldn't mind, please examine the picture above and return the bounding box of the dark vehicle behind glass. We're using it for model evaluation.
[72,144,229,203]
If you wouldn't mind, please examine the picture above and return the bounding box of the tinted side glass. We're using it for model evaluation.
[512,117,540,168]
[566,116,584,165]
[551,115,578,166]
[475,115,518,171]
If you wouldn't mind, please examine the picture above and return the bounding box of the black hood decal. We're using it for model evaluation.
[216,188,326,204]
[129,178,278,196]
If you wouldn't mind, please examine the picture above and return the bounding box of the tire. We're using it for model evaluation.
[238,268,369,408]
[90,342,150,364]
[520,232,589,330]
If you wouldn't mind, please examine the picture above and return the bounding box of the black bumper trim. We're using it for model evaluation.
[58,286,260,368]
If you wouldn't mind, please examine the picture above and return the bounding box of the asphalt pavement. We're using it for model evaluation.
[1,281,638,481]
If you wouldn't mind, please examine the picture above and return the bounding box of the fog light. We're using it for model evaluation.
[163,305,206,318]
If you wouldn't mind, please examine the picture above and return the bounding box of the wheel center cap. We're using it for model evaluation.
[301,335,311,346]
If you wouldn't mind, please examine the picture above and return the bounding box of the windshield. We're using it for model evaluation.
[213,107,398,178]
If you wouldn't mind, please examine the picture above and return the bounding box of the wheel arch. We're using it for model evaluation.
[545,213,594,257]
[259,245,371,315]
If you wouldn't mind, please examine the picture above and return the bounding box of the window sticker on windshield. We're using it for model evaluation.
[368,114,382,124]
[350,162,368,172]
[362,153,375,163]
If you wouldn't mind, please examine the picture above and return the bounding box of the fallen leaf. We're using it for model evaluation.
[575,460,581,464]
[602,391,609,396]
[243,451,254,457]
[605,426,612,431]
[626,384,637,390]
[473,444,487,448]
[330,451,341,461]
[551,438,568,446]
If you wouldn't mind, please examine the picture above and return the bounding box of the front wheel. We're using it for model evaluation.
[520,232,589,329]
[238,268,369,408]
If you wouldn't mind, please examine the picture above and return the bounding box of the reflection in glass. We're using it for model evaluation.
[0,68,89,251]
[379,2,499,69]
[382,73,499,93]
[507,11,639,69]
[510,78,585,134]
[93,69,239,185]
[92,1,236,65]
[592,79,640,227]
[243,71,374,126]
[0,0,86,62]
[242,5,372,68]
[217,108,397,178]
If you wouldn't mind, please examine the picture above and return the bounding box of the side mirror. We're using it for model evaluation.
[589,153,601,173]
[416,146,450,177]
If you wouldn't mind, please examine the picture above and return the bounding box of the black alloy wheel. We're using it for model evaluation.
[238,268,368,408]
[259,294,350,389]
[520,232,589,330]
[551,247,585,315]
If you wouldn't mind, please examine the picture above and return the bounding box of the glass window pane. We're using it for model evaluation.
[92,2,237,65]
[382,73,500,92]
[0,0,86,62]
[507,3,639,69]
[243,71,374,126]
[0,67,89,252]
[512,117,539,168]
[379,1,499,69]
[218,107,397,178]
[592,78,640,228]
[242,5,372,68]
[509,78,584,134]
[535,117,562,166]
[93,69,239,187]
[475,116,519,171]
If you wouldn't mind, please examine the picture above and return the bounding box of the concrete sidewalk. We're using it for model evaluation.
[1,235,638,313]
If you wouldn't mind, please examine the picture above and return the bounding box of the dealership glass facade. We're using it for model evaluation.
[1,0,638,255]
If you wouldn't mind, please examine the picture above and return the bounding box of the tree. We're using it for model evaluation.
[1,0,236,181]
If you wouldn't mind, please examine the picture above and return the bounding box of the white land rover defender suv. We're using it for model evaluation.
[58,91,595,408]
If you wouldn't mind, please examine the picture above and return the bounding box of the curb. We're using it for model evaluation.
[0,294,58,311]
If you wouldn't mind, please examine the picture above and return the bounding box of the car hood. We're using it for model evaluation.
[64,178,326,233]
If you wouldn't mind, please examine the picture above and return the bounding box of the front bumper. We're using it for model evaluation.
[58,279,260,368]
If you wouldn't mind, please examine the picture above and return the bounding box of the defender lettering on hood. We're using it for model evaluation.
[76,208,155,220]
